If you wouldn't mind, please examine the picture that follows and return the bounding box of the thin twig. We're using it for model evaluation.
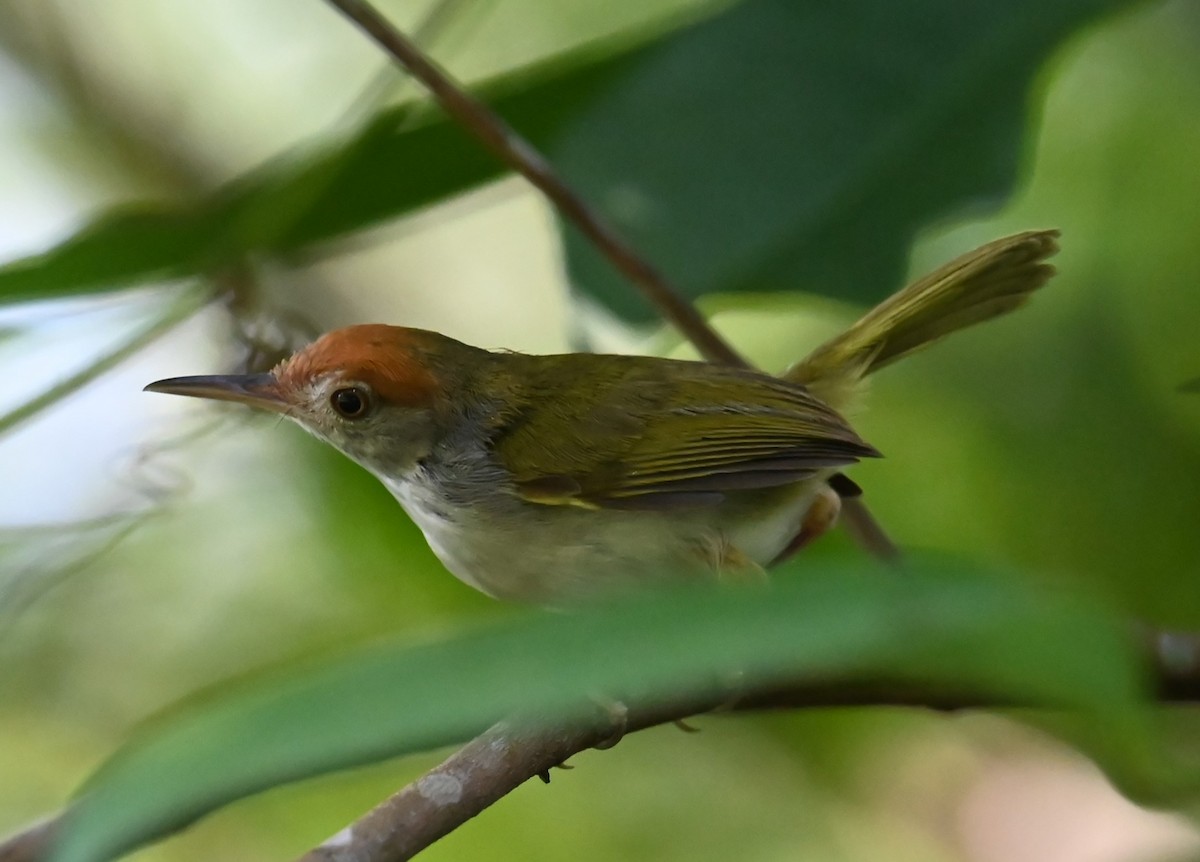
[0,288,207,438]
[338,0,486,123]
[838,498,901,563]
[321,0,747,368]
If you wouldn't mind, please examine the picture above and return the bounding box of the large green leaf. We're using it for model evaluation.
[554,0,1143,320]
[49,559,1152,862]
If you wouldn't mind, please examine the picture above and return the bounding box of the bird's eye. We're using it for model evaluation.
[330,386,371,419]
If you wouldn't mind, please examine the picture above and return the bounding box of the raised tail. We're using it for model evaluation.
[784,229,1059,408]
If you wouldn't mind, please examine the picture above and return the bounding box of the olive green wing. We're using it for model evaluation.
[495,356,878,510]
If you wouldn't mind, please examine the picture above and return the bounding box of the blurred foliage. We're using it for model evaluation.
[0,0,1137,318]
[1,0,1200,861]
[51,560,1156,862]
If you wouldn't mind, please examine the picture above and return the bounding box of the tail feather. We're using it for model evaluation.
[785,229,1059,408]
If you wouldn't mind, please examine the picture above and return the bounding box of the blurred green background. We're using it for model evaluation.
[2,0,1200,860]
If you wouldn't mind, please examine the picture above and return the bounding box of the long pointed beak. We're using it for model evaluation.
[144,373,290,414]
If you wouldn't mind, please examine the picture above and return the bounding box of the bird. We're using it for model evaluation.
[146,230,1058,606]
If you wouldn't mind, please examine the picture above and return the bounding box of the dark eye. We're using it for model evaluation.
[330,386,371,419]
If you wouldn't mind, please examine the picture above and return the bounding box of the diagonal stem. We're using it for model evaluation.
[839,498,901,563]
[322,0,748,369]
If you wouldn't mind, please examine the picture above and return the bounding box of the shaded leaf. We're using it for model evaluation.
[554,0,1141,319]
[50,559,1153,862]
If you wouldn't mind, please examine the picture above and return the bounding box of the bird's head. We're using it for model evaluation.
[146,324,484,474]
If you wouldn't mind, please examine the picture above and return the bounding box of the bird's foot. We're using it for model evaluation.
[770,483,842,566]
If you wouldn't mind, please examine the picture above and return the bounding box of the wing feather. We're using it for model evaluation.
[495,353,878,510]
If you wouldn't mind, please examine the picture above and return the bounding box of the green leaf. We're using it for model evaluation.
[50,559,1152,862]
[554,0,1142,320]
[0,1,1139,318]
[0,21,686,306]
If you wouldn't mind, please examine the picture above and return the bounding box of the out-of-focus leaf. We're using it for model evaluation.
[554,0,1141,320]
[0,209,223,305]
[49,559,1155,862]
[1180,376,1200,393]
[0,18,696,306]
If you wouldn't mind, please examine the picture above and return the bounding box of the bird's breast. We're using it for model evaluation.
[376,464,822,605]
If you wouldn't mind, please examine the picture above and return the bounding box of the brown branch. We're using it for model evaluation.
[295,626,1200,862]
[293,686,997,862]
[321,0,747,369]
